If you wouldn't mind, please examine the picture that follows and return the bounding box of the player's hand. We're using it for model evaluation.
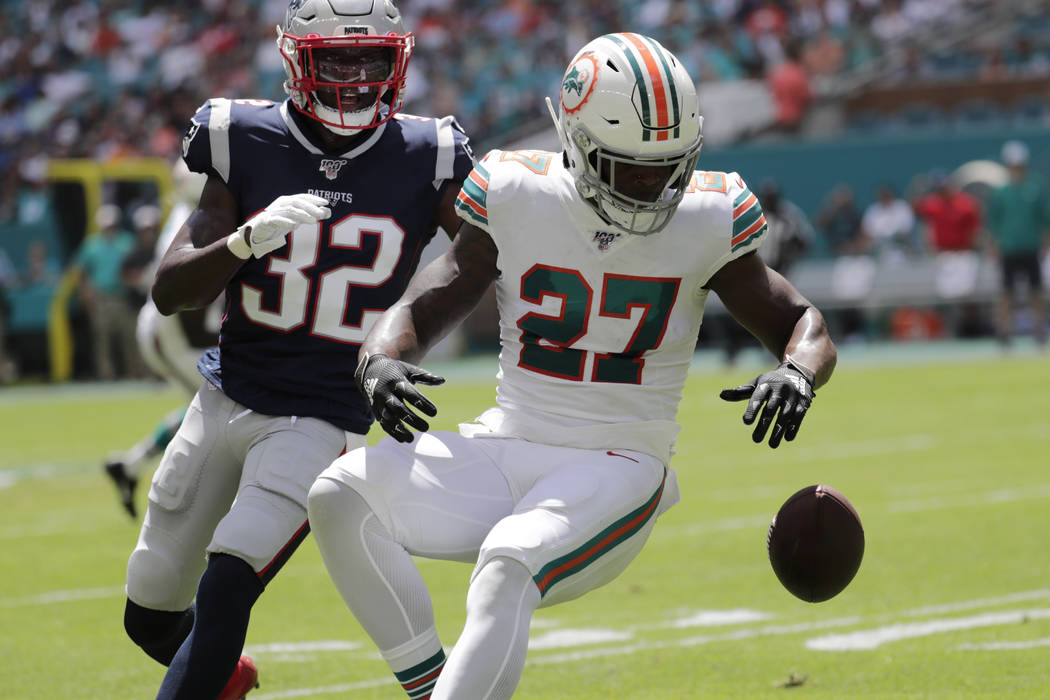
[237,193,331,258]
[355,353,445,443]
[719,360,814,448]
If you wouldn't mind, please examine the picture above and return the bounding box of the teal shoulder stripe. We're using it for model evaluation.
[733,202,763,236]
[733,187,754,208]
[455,199,488,226]
[462,177,488,206]
[474,161,490,180]
[732,225,767,251]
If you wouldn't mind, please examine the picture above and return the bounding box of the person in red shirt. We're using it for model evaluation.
[912,170,986,338]
[767,37,814,133]
[913,170,982,252]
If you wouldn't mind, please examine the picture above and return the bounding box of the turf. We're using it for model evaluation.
[1,349,1048,699]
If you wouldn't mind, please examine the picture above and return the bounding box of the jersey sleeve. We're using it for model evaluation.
[454,149,496,233]
[726,172,768,257]
[180,98,234,185]
[433,115,475,184]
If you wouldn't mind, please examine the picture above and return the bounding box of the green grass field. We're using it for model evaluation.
[1,347,1048,699]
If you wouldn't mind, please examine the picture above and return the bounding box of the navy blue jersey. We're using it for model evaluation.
[182,98,474,432]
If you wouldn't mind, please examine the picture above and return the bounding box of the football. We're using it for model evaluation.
[767,484,864,603]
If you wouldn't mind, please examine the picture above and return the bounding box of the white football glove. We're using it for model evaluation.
[226,193,330,259]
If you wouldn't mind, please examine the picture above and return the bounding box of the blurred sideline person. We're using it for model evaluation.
[308,33,836,700]
[757,178,814,276]
[985,140,1049,348]
[104,163,219,519]
[72,203,147,380]
[861,182,915,263]
[120,2,473,699]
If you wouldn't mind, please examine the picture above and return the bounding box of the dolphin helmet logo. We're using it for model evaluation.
[561,53,599,114]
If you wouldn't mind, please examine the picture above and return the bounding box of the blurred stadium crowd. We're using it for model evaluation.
[1,0,1049,383]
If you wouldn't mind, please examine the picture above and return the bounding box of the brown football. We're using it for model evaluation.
[767,484,864,603]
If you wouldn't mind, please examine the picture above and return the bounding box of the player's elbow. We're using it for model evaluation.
[151,281,180,316]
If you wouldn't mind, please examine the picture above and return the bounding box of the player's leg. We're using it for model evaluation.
[996,256,1018,347]
[309,432,514,699]
[432,444,676,700]
[1024,254,1047,346]
[105,304,203,516]
[156,411,354,700]
[105,406,189,517]
[123,386,245,665]
[429,556,538,700]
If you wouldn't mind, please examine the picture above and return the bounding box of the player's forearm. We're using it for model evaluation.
[782,306,836,389]
[152,240,241,315]
[361,284,480,365]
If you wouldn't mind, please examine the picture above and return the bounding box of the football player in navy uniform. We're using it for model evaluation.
[307,33,836,699]
[120,2,473,698]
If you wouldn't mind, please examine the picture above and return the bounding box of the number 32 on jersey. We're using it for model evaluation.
[517,264,681,385]
[241,214,404,344]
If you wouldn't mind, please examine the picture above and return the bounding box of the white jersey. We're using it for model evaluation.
[454,149,767,464]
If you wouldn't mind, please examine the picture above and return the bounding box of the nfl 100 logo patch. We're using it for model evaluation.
[319,158,346,180]
[593,230,620,251]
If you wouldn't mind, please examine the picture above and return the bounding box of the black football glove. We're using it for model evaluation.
[719,358,815,449]
[355,353,445,443]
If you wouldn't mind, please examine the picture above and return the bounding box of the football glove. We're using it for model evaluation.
[355,353,445,443]
[719,358,815,449]
[226,193,331,259]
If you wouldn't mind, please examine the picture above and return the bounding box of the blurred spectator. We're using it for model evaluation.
[985,140,1049,348]
[766,36,813,133]
[816,184,872,342]
[71,204,146,380]
[5,239,61,379]
[913,170,981,253]
[121,203,163,309]
[0,0,1045,169]
[817,184,869,255]
[758,178,814,275]
[913,169,984,334]
[861,183,916,263]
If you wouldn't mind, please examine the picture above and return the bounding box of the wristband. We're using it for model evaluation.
[226,227,251,260]
[782,353,816,387]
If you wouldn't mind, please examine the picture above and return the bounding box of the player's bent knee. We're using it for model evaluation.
[306,476,349,524]
[126,547,191,611]
[468,557,538,615]
[309,476,384,533]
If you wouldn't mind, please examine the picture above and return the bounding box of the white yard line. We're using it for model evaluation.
[805,608,1050,651]
[958,637,1050,651]
[0,585,125,607]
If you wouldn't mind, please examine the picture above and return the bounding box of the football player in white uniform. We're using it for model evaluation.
[308,33,837,699]
[104,162,218,519]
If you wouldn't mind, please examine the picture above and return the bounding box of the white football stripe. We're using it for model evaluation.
[805,608,1050,651]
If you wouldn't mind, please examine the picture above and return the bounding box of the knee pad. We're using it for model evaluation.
[126,546,198,611]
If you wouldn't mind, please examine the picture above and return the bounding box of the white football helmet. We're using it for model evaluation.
[547,33,703,235]
[277,0,414,135]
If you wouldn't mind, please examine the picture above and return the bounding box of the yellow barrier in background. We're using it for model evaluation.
[45,158,174,382]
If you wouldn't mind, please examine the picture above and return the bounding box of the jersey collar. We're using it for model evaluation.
[280,99,387,159]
